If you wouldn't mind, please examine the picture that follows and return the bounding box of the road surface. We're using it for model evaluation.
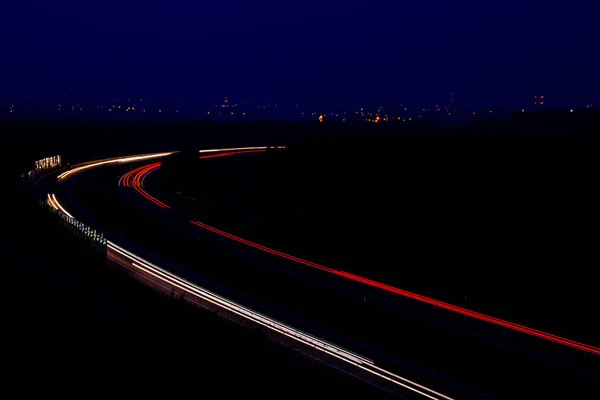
[39,148,599,399]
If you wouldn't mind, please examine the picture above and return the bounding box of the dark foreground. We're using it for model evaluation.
[7,191,390,398]
[7,110,600,397]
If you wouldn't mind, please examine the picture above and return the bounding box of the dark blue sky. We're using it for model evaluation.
[2,1,599,107]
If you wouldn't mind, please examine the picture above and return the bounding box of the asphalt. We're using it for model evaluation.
[46,158,600,399]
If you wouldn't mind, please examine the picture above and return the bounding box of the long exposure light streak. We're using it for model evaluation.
[58,152,173,180]
[118,147,600,356]
[105,240,454,400]
[198,146,269,154]
[199,149,266,159]
[52,193,74,219]
[189,220,600,356]
[120,162,170,208]
[51,149,456,399]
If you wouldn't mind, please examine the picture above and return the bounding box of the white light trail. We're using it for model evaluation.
[52,193,74,219]
[47,193,59,210]
[49,148,455,399]
[58,152,174,180]
[198,146,269,154]
[107,240,454,400]
[108,241,371,365]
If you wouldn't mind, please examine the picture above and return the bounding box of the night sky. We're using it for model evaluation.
[3,1,599,107]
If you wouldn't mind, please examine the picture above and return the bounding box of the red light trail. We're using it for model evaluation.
[124,149,600,357]
[199,149,266,159]
[189,220,600,356]
[121,162,170,208]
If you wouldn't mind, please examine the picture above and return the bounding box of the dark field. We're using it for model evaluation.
[8,109,600,398]
[155,111,600,346]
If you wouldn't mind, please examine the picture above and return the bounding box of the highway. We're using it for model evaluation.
[40,148,599,399]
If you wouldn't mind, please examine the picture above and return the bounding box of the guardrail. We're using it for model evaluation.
[29,150,459,400]
[40,199,107,257]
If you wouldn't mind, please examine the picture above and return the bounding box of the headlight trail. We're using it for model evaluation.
[198,146,270,154]
[188,218,600,356]
[47,193,59,210]
[120,162,170,208]
[52,193,74,219]
[106,240,454,400]
[51,148,458,399]
[116,147,600,356]
[48,191,455,399]
[58,152,174,180]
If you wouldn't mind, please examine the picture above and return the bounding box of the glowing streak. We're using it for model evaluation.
[199,149,266,159]
[198,146,268,154]
[47,193,59,210]
[49,155,455,399]
[52,194,74,219]
[107,242,372,366]
[105,241,452,399]
[121,163,170,208]
[112,147,600,356]
[188,222,600,356]
[58,152,174,180]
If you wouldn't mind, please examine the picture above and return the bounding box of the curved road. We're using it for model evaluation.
[39,147,599,399]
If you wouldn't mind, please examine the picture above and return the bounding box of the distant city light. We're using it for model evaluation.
[318,115,324,123]
[570,109,574,112]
